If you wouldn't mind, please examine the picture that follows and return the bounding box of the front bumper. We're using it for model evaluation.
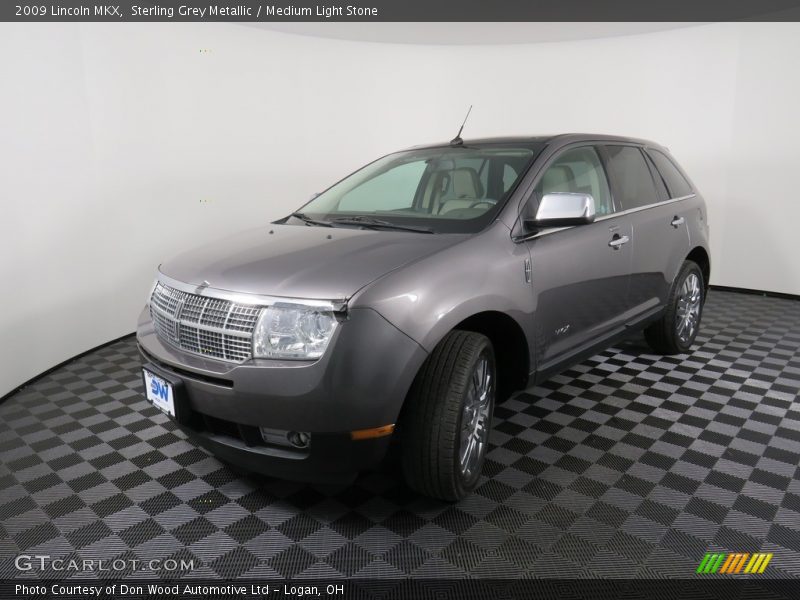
[137,305,428,483]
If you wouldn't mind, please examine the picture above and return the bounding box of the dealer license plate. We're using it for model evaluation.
[143,368,175,417]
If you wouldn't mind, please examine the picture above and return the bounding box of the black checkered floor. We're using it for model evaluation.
[1,290,799,580]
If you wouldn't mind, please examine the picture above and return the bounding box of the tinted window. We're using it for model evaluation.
[648,149,693,198]
[502,164,518,193]
[534,147,614,216]
[603,145,660,210]
[339,162,425,212]
[643,153,669,201]
[297,144,541,234]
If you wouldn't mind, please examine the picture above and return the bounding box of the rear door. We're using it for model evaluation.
[601,144,692,320]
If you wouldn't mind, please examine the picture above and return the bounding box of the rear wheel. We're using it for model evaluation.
[400,330,495,501]
[644,260,704,354]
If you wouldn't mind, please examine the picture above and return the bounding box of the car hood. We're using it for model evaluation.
[159,224,466,300]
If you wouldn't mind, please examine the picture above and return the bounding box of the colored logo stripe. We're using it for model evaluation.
[697,553,773,574]
[720,553,748,573]
[697,553,725,573]
[744,553,773,574]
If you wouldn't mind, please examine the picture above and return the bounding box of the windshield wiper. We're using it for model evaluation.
[329,216,434,234]
[289,212,334,227]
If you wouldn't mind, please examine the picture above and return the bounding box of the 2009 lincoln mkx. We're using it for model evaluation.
[137,134,710,500]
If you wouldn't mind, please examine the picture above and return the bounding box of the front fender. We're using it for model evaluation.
[350,223,534,362]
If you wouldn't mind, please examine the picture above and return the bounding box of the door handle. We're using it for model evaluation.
[671,216,685,228]
[608,234,630,249]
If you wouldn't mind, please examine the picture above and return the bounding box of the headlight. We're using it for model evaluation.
[253,302,339,359]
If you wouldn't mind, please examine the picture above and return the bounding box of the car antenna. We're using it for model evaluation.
[450,105,473,146]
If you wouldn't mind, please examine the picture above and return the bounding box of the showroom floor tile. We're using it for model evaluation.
[1,290,799,579]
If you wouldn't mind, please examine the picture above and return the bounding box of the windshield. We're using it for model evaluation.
[289,144,543,233]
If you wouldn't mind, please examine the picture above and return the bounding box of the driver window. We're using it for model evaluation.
[534,147,613,216]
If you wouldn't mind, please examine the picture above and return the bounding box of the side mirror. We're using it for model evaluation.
[532,192,596,228]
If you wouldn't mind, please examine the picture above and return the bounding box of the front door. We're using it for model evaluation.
[522,146,633,370]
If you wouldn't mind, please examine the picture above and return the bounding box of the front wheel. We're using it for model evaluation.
[644,260,705,355]
[400,331,495,501]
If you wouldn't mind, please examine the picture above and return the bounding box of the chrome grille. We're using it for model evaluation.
[149,282,262,362]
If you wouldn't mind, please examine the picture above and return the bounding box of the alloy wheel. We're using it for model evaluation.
[458,353,493,480]
[676,272,702,345]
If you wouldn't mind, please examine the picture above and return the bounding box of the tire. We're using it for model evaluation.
[400,330,496,501]
[644,260,705,355]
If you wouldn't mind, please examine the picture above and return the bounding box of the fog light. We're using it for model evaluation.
[259,427,311,449]
[287,431,311,449]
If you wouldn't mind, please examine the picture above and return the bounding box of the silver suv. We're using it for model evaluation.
[137,134,710,500]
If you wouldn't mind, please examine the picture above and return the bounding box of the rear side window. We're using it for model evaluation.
[648,149,693,198]
[603,145,660,210]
